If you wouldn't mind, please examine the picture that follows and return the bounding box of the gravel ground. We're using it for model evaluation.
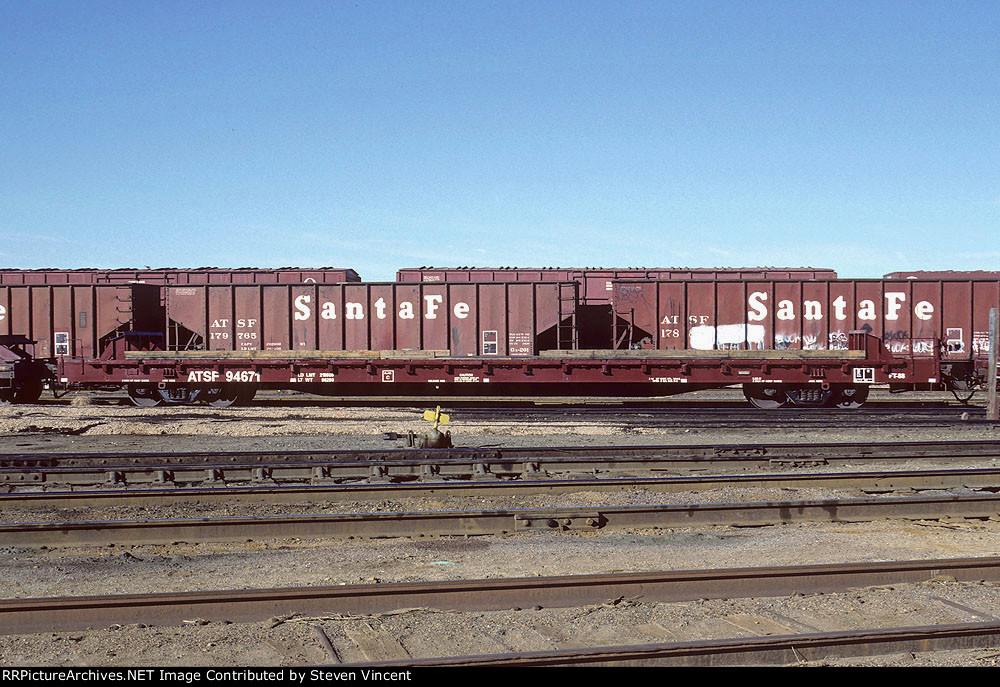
[2,578,1000,666]
[2,389,1000,667]
[0,484,868,523]
[4,520,1000,597]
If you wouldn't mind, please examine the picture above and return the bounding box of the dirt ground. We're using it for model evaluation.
[1,388,1000,666]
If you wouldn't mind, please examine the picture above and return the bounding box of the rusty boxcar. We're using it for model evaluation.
[69,281,579,405]
[0,267,361,285]
[161,281,576,356]
[397,267,838,304]
[885,270,1000,280]
[0,284,162,359]
[0,284,162,401]
[612,277,1000,406]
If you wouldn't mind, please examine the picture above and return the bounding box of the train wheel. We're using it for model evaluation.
[785,387,837,407]
[13,379,43,404]
[236,385,257,405]
[831,385,869,409]
[743,384,789,409]
[0,388,15,404]
[206,387,238,408]
[204,384,254,407]
[127,384,163,407]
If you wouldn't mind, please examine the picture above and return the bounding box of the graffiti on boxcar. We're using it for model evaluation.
[690,324,765,350]
[973,331,990,354]
[882,329,910,354]
[614,284,646,305]
[829,331,849,350]
[774,333,800,350]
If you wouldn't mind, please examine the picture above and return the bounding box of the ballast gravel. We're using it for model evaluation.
[1,389,1000,666]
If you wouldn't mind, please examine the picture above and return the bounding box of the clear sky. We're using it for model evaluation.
[1,1,997,280]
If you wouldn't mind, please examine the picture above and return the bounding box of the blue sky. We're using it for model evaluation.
[1,0,997,280]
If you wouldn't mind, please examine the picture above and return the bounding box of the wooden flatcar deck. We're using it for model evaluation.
[124,348,866,361]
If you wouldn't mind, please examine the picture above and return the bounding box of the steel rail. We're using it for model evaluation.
[2,557,999,636]
[344,622,1000,667]
[9,458,1000,489]
[3,467,1000,509]
[451,406,993,424]
[3,439,1000,486]
[6,457,999,489]
[7,438,1000,465]
[27,404,992,428]
[3,493,1000,546]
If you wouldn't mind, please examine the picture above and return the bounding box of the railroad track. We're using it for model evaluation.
[3,439,1000,487]
[19,400,996,428]
[451,404,993,427]
[4,467,1000,509]
[4,492,1000,546]
[347,623,1000,667]
[31,394,980,409]
[1,557,997,637]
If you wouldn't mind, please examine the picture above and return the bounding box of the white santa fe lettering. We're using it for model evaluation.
[294,295,311,321]
[282,299,477,322]
[776,300,795,321]
[747,292,768,321]
[424,295,443,319]
[857,300,876,320]
[884,292,906,321]
[743,294,935,323]
[803,300,822,320]
[832,295,847,320]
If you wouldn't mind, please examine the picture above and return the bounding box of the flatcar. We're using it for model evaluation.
[0,268,996,409]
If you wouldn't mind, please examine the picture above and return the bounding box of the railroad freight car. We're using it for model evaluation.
[0,284,163,359]
[0,284,163,401]
[60,281,579,406]
[611,278,1000,407]
[8,272,998,409]
[0,267,361,285]
[54,277,912,409]
[885,271,1000,280]
[397,267,838,304]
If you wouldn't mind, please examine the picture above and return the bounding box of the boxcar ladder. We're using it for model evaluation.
[557,282,579,350]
